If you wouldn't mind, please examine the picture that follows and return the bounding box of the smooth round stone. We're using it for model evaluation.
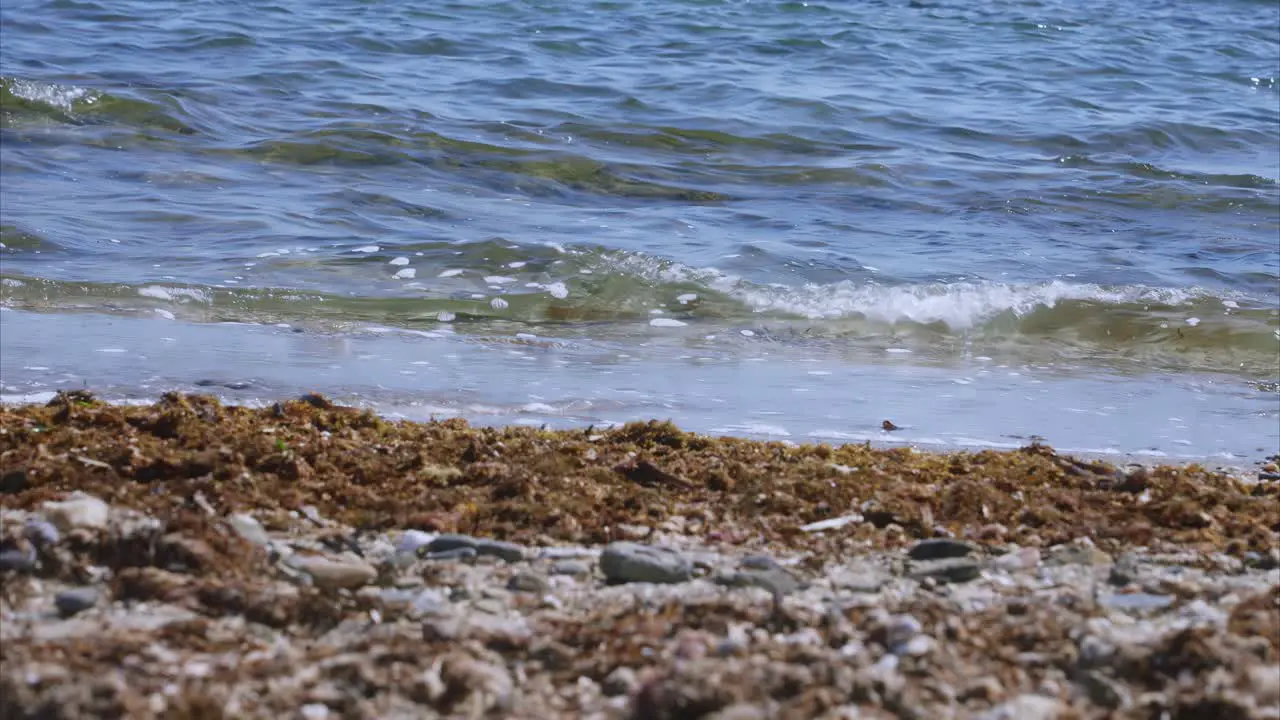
[550,559,592,577]
[426,534,480,553]
[507,571,550,594]
[0,548,37,573]
[600,542,692,584]
[43,493,109,532]
[910,558,982,584]
[424,547,477,562]
[907,538,976,561]
[228,513,271,547]
[293,556,377,590]
[55,587,100,617]
[24,519,60,547]
[476,539,526,563]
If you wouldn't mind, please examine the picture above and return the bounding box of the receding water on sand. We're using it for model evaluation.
[3,309,1275,462]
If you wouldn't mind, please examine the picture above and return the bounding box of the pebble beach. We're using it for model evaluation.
[1,391,1277,719]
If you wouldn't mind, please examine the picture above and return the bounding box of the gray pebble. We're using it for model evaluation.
[395,529,435,556]
[550,559,593,577]
[740,554,781,571]
[424,547,477,562]
[507,571,550,594]
[426,534,479,554]
[538,547,600,560]
[24,520,59,548]
[910,557,982,583]
[1108,553,1140,586]
[907,538,976,561]
[1098,592,1176,612]
[602,666,639,697]
[476,539,526,563]
[715,568,800,597]
[228,514,271,548]
[55,587,100,616]
[600,542,692,584]
[0,548,36,573]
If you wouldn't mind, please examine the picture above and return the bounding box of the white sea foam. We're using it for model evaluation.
[138,285,211,303]
[8,79,94,111]
[592,250,1221,330]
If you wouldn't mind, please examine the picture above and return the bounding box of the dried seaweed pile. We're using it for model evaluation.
[0,392,1276,719]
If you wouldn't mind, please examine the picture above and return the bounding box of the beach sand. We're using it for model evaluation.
[1,391,1277,718]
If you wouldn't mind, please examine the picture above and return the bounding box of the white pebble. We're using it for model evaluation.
[740,329,755,337]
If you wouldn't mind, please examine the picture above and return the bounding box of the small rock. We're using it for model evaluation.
[910,558,982,583]
[601,666,638,697]
[425,534,479,554]
[293,556,377,590]
[980,694,1068,720]
[550,559,592,577]
[538,547,599,560]
[424,547,477,562]
[715,569,800,597]
[475,539,525,563]
[907,538,976,561]
[897,634,933,657]
[396,529,435,555]
[299,704,329,720]
[43,493,110,532]
[600,542,692,584]
[990,547,1040,572]
[800,514,862,533]
[1099,592,1175,612]
[615,523,652,540]
[705,704,769,720]
[55,587,100,617]
[24,519,59,548]
[1108,553,1140,586]
[884,614,922,648]
[409,588,449,618]
[1048,544,1112,566]
[740,555,781,571]
[0,548,37,573]
[1078,669,1129,709]
[507,571,550,594]
[228,513,271,547]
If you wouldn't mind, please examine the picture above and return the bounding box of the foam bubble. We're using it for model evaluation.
[546,282,569,299]
[137,286,210,303]
[650,318,687,327]
[393,268,416,280]
[389,257,410,266]
[439,269,464,278]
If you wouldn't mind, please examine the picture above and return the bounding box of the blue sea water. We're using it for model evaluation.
[1,0,1277,458]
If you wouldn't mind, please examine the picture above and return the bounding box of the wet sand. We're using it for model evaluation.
[1,392,1277,718]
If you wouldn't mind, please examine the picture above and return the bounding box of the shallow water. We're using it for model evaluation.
[1,0,1277,456]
